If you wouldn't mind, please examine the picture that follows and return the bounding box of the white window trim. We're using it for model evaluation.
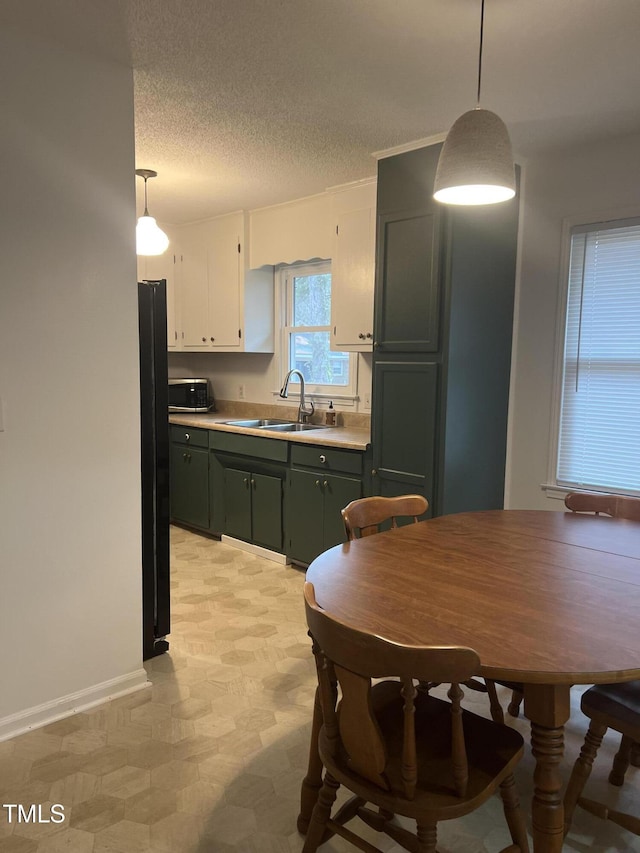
[273,261,358,407]
[543,204,640,499]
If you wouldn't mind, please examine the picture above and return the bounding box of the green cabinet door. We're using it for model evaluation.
[371,359,437,512]
[224,467,252,542]
[322,473,362,551]
[170,443,209,529]
[287,469,325,565]
[251,473,283,552]
[287,469,362,565]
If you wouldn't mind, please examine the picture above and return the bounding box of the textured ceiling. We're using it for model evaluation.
[5,0,640,223]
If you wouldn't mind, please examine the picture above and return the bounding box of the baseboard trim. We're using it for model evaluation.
[221,535,290,564]
[0,669,150,742]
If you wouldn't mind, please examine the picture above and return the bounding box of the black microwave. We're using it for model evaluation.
[168,378,214,412]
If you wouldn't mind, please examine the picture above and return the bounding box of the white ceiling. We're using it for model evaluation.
[5,0,640,224]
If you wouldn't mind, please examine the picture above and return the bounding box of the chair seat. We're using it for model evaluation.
[320,679,524,821]
[581,681,640,738]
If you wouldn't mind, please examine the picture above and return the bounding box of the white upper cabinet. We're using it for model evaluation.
[137,225,180,349]
[329,179,377,352]
[249,193,333,268]
[177,212,274,353]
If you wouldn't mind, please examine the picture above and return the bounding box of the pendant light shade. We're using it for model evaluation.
[434,0,515,206]
[433,108,515,205]
[135,169,169,256]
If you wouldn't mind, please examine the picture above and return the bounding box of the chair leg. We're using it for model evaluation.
[563,720,607,835]
[486,679,505,724]
[609,734,634,786]
[499,773,530,852]
[302,772,340,853]
[631,740,640,768]
[508,688,523,718]
[416,822,438,853]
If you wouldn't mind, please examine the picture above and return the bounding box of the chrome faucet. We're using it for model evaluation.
[279,369,315,423]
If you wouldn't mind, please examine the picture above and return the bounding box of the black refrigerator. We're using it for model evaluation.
[138,279,171,660]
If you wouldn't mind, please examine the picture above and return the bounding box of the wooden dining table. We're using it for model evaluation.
[298,509,640,853]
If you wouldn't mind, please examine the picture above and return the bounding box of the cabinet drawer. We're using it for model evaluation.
[170,426,209,448]
[290,445,363,475]
[209,431,289,463]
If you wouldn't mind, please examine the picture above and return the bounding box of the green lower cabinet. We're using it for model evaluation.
[224,468,252,542]
[170,443,209,529]
[287,469,362,565]
[251,473,284,551]
[224,466,283,552]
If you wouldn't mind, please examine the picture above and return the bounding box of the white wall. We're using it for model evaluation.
[0,30,146,733]
[507,132,640,510]
[168,351,372,414]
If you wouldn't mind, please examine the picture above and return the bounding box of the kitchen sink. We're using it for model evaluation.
[223,418,293,427]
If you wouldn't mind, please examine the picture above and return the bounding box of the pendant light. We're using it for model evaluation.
[135,169,169,255]
[433,0,515,206]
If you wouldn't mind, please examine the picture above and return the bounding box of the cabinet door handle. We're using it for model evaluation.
[184,433,190,442]
[210,337,215,342]
[202,337,207,342]
[251,478,256,489]
[243,477,249,486]
[319,455,326,464]
[366,332,373,339]
[323,480,328,489]
[371,469,377,476]
[315,480,321,488]
[358,332,366,339]
[183,452,188,460]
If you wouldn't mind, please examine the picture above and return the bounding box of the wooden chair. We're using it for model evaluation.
[302,582,529,853]
[506,491,640,720]
[341,494,507,724]
[563,681,640,837]
[341,494,428,539]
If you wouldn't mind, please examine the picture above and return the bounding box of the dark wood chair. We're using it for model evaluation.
[563,681,640,837]
[506,491,640,721]
[302,582,529,853]
[341,494,507,724]
[341,494,428,539]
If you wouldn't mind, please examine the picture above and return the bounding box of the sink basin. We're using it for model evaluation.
[223,418,293,427]
[259,423,324,432]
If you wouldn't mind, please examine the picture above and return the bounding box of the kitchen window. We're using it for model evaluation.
[553,216,640,496]
[279,261,356,399]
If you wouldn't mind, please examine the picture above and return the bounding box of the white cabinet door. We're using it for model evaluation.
[208,213,242,348]
[180,231,210,349]
[144,250,179,349]
[331,193,376,351]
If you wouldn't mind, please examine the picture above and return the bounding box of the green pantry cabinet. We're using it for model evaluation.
[372,143,519,514]
[169,427,368,564]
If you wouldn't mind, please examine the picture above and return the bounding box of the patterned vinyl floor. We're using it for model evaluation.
[0,525,639,852]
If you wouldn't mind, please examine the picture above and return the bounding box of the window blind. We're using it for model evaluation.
[557,219,640,495]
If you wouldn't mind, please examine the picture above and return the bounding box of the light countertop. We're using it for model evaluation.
[169,412,370,451]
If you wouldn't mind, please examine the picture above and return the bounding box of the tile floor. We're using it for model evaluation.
[1,525,639,852]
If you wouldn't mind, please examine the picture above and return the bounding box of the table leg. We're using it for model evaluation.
[524,684,571,853]
[297,686,324,834]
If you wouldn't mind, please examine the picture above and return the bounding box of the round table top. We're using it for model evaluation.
[306,509,640,685]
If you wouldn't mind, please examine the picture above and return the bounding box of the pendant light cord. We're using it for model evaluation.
[477,0,485,106]
[143,177,149,216]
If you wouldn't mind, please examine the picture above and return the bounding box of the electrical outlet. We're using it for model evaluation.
[364,392,371,409]
[238,384,245,400]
